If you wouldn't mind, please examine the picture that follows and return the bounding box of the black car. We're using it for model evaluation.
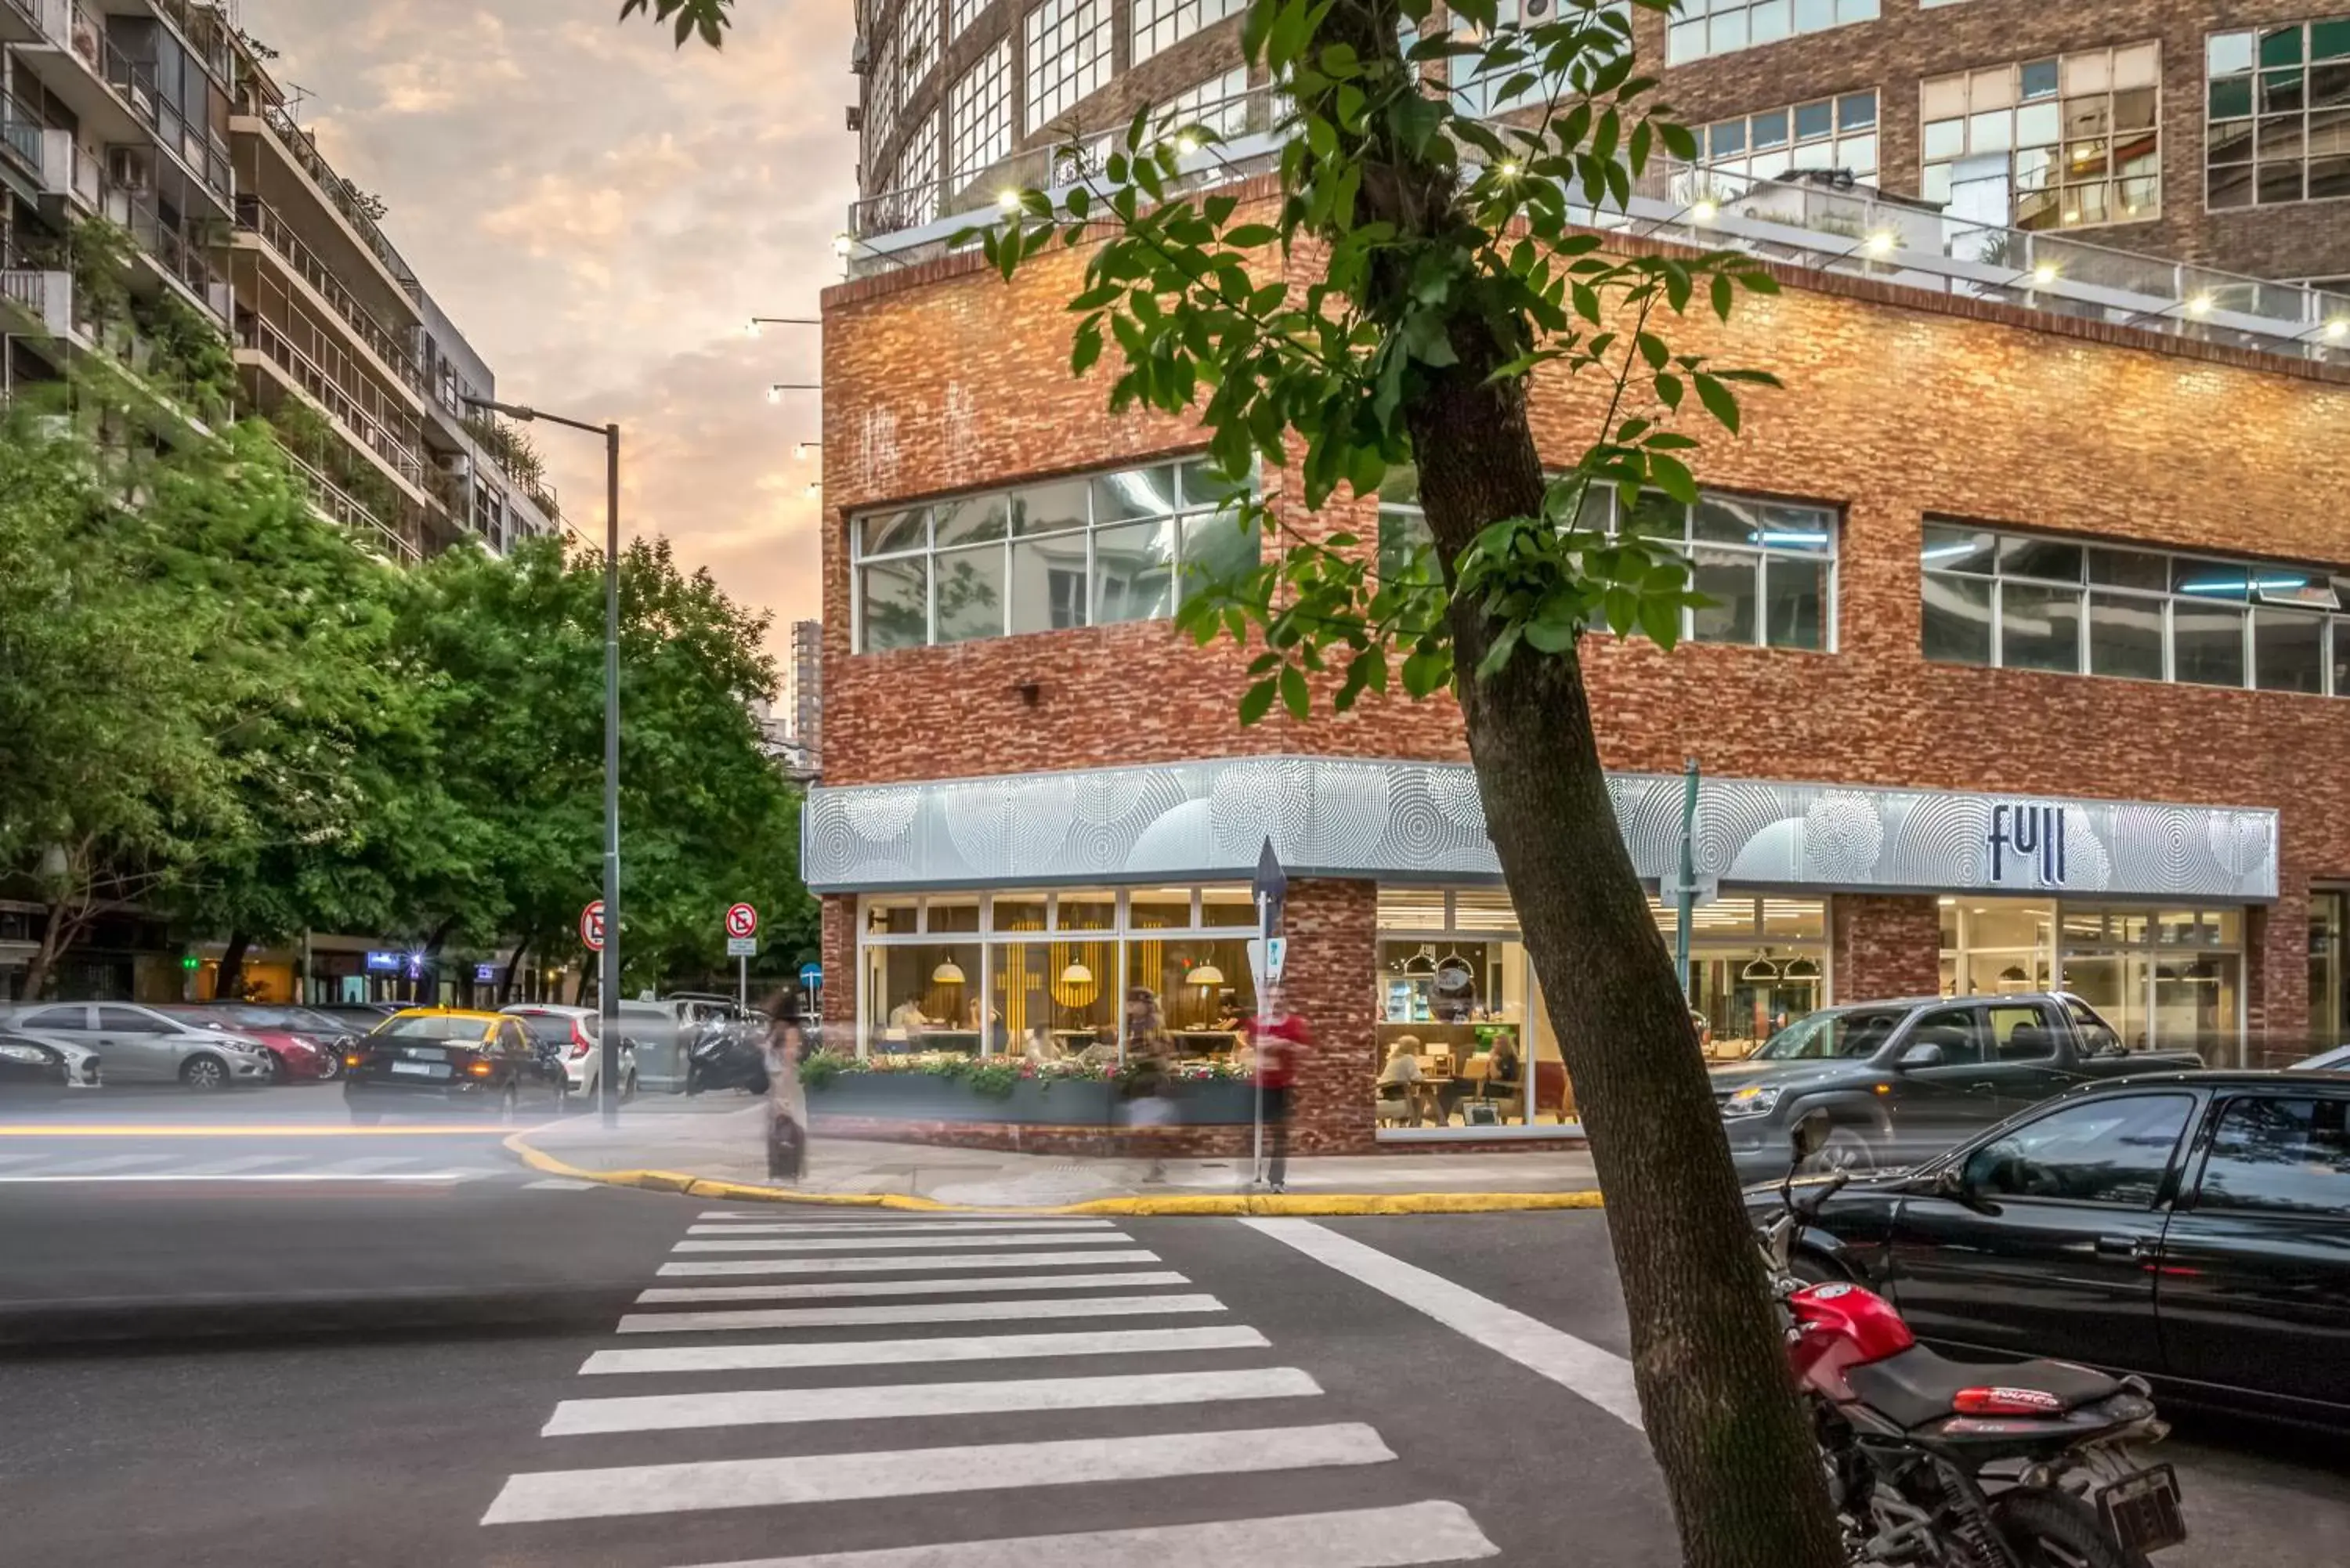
[0,1031,74,1093]
[1752,1070,2350,1429]
[342,1010,567,1123]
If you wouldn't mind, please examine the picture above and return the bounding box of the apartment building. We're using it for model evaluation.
[844,1,2350,293]
[809,5,2350,1156]
[0,0,555,562]
[786,617,824,754]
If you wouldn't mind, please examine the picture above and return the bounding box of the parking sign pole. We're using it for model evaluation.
[738,953,747,1014]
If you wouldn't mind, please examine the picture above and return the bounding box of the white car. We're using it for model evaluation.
[501,1005,638,1102]
[4,1003,273,1089]
[2290,1043,2350,1071]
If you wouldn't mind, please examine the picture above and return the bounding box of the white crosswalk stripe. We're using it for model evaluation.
[664,1501,1501,1567]
[671,1231,1135,1254]
[479,1211,1502,1563]
[634,1270,1187,1305]
[580,1324,1263,1376]
[656,1248,1162,1277]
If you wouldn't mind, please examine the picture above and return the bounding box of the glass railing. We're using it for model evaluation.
[237,313,428,488]
[236,196,427,392]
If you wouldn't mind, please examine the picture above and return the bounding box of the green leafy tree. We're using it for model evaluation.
[642,1,1837,1562]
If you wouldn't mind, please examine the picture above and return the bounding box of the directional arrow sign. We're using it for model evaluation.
[1253,836,1286,927]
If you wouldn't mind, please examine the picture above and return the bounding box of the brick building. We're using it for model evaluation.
[812,16,2350,1158]
[847,2,2350,291]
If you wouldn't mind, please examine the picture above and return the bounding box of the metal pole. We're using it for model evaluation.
[1675,757,1700,1001]
[1252,892,1268,1187]
[738,953,747,1015]
[599,424,622,1129]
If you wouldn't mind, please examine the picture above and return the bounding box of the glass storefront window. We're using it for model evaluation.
[927,897,981,933]
[993,937,1117,1059]
[1129,888,1192,929]
[991,896,1047,933]
[1126,933,1253,1050]
[1945,898,2247,1063]
[865,897,917,934]
[864,941,984,1055]
[1200,887,1257,927]
[1376,887,1450,930]
[1058,896,1115,931]
[2311,892,2348,1058]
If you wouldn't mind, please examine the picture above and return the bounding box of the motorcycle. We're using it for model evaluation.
[1762,1112,2187,1568]
[683,1021,769,1097]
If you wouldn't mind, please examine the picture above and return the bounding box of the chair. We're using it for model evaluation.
[1374,1081,1424,1127]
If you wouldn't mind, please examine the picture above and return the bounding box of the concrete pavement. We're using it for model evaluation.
[510,1095,1605,1212]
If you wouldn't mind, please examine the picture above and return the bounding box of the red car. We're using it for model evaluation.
[162,1005,339,1082]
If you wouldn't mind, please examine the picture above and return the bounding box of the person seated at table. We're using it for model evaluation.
[1021,1026,1062,1064]
[1376,1035,1426,1125]
[1475,1034,1524,1113]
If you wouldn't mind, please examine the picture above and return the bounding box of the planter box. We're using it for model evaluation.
[807,1071,1256,1126]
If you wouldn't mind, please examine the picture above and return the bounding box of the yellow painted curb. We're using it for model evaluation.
[502,1129,1603,1216]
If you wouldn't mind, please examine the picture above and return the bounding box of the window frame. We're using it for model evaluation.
[848,458,1255,652]
[1690,90,1881,189]
[1961,1089,2198,1209]
[948,38,1013,186]
[2182,1089,2350,1216]
[1021,0,1111,135]
[2204,20,2350,213]
[1921,43,2165,229]
[1666,0,1881,67]
[1132,0,1244,67]
[1921,520,2346,695]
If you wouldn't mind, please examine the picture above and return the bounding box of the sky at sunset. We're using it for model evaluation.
[244,0,853,664]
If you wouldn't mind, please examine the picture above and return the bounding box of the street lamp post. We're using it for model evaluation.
[464,394,625,1129]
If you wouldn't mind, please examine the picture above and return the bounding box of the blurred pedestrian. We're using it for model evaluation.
[1246,983,1312,1192]
[1123,986,1175,1182]
[764,999,809,1183]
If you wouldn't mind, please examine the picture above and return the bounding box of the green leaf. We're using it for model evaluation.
[1071,316,1104,374]
[1278,662,1310,720]
[1238,677,1278,727]
[1225,223,1280,250]
[1693,372,1740,434]
[1648,452,1697,504]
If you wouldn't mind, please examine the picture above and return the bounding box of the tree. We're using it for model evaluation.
[644,2,1837,1563]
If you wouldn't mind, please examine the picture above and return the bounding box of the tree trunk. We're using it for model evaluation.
[22,899,70,1002]
[497,932,532,1006]
[215,930,252,1000]
[417,913,460,1006]
[1408,374,1844,1568]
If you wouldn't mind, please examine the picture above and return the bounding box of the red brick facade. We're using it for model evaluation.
[812,186,2345,1151]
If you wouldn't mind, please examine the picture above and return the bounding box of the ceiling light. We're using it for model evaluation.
[831,232,854,256]
[932,960,966,985]
[1188,963,1224,987]
[2325,318,2348,341]
[1059,961,1093,985]
[2063,209,2080,223]
[2186,292,2214,317]
[2030,261,2059,286]
[1691,198,1719,223]
[1864,229,1896,256]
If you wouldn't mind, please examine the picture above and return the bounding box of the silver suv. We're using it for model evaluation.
[4,1003,274,1089]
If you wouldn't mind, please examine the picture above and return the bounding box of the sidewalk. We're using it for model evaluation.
[508,1099,1603,1215]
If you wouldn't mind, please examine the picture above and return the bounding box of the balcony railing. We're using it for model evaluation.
[41,1,233,201]
[107,188,233,322]
[284,448,421,563]
[0,266,69,334]
[851,86,2350,368]
[238,313,428,490]
[236,195,426,394]
[236,81,420,298]
[0,87,43,176]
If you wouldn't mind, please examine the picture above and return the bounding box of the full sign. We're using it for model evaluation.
[580,899,606,952]
[725,902,759,940]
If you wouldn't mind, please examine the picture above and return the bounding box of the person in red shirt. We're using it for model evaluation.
[1245,987,1312,1191]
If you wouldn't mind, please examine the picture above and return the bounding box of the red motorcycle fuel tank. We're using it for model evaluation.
[1788,1281,1916,1400]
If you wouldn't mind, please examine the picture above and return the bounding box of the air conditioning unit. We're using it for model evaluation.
[105,146,151,190]
[851,38,871,74]
[846,105,864,132]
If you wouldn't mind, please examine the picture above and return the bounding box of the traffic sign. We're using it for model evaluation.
[725,902,759,940]
[580,900,606,952]
[799,961,823,988]
[1252,836,1286,923]
[726,935,758,958]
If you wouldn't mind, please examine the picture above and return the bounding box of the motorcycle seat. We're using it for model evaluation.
[1845,1345,2123,1431]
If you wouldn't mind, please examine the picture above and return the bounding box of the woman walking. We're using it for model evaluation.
[1122,986,1176,1183]
[764,1000,810,1183]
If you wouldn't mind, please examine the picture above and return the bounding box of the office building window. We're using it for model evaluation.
[949,0,989,43]
[1024,0,1111,133]
[1690,91,1879,189]
[1155,67,1252,140]
[949,41,1012,184]
[1667,0,1878,67]
[1133,0,1244,66]
[1922,45,2162,229]
[851,458,1256,651]
[867,37,901,164]
[896,111,940,208]
[1920,521,2349,693]
[2207,20,2350,209]
[901,0,938,99]
[1379,476,1835,651]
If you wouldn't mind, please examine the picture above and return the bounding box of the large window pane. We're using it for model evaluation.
[934,493,1010,547]
[1090,466,1177,522]
[1009,479,1090,534]
[2088,545,2167,591]
[932,544,1006,644]
[2253,607,2325,692]
[1180,506,1261,590]
[2087,591,2164,679]
[1998,582,2082,672]
[1762,555,1828,649]
[1998,536,2084,582]
[1923,572,1993,664]
[1689,549,1759,644]
[1126,934,1253,1046]
[1922,524,1997,574]
[1093,518,1177,624]
[1008,533,1090,633]
[2173,603,2247,687]
[857,508,927,556]
[994,938,1116,1060]
[858,557,931,650]
[864,942,983,1055]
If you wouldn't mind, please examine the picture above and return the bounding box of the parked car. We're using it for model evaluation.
[1748,1069,2350,1429]
[161,1005,336,1082]
[1712,992,2204,1183]
[501,1004,638,1102]
[342,1009,569,1123]
[2,1003,273,1089]
[0,1031,81,1095]
[309,1002,404,1032]
[2293,1042,2350,1072]
[0,1028,101,1090]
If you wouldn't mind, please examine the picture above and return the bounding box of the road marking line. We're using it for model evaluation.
[324,1155,422,1175]
[543,1366,1320,1436]
[178,1154,298,1175]
[696,1210,1119,1223]
[634,1270,1188,1306]
[0,1124,512,1136]
[671,1233,1134,1255]
[0,1172,481,1184]
[660,1501,1499,1568]
[685,1220,1114,1236]
[581,1323,1259,1375]
[656,1249,1161,1277]
[525,1177,600,1190]
[1240,1217,1643,1430]
[38,1154,176,1174]
[617,1293,1225,1335]
[479,1423,1394,1525]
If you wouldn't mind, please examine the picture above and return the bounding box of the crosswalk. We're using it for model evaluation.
[479,1209,1505,1564]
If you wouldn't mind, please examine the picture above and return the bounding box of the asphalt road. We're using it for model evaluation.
[4,1195,2347,1566]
